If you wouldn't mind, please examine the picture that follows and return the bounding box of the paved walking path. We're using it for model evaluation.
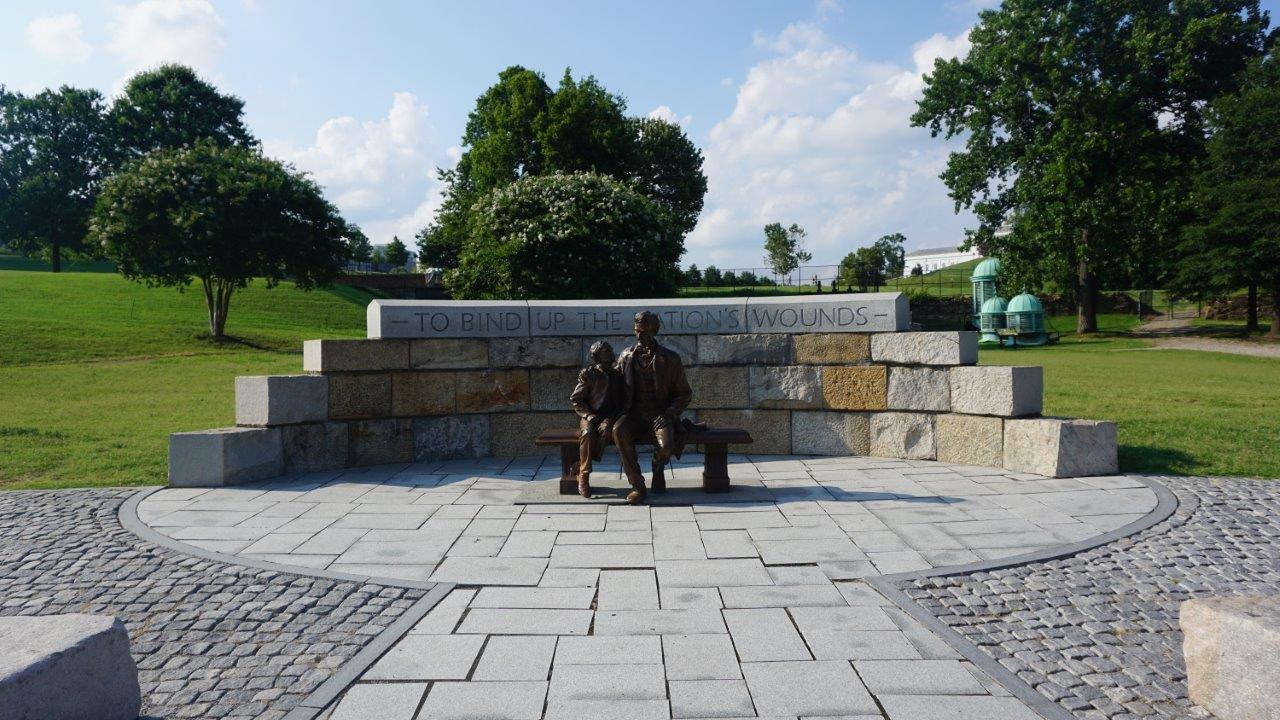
[138,454,1161,719]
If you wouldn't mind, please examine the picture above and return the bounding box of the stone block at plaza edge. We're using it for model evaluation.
[749,366,822,409]
[490,337,581,368]
[327,373,392,420]
[235,374,328,426]
[391,371,456,416]
[303,338,409,372]
[530,368,582,411]
[409,338,488,369]
[698,409,791,454]
[821,366,887,411]
[870,412,936,460]
[1181,595,1280,720]
[281,422,348,473]
[870,331,978,366]
[456,370,530,413]
[950,366,1043,417]
[698,334,789,365]
[349,418,414,465]
[0,614,141,720]
[414,415,491,461]
[792,411,870,455]
[935,413,1003,467]
[792,333,871,365]
[491,412,577,456]
[1003,417,1118,477]
[169,427,283,487]
[686,366,749,410]
[886,367,950,412]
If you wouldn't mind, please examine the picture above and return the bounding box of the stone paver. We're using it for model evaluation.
[133,454,1175,719]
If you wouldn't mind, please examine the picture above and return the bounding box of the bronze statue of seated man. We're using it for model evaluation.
[569,340,622,498]
[612,310,693,505]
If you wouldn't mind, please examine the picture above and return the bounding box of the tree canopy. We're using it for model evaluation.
[839,233,907,291]
[0,86,113,272]
[1174,52,1280,336]
[90,142,350,338]
[417,66,706,275]
[762,222,811,279]
[447,172,682,300]
[110,64,256,158]
[384,236,412,268]
[913,0,1270,332]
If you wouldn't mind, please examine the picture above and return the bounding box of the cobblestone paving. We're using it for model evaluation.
[0,489,430,720]
[901,476,1280,720]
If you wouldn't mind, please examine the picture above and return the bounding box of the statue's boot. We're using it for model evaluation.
[577,473,592,499]
[651,461,667,494]
[626,480,647,505]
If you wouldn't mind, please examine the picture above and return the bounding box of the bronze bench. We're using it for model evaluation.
[535,427,754,496]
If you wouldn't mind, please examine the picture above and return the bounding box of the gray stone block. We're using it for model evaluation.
[686,366,749,409]
[303,338,410,371]
[886,367,949,411]
[529,368,581,411]
[871,331,978,366]
[490,337,582,368]
[792,411,870,456]
[235,374,328,426]
[950,366,1043,417]
[0,614,141,720]
[413,415,490,461]
[409,338,488,369]
[749,366,822,409]
[870,412,936,460]
[698,333,790,365]
[1181,595,1280,720]
[349,418,414,466]
[282,421,349,473]
[1003,417,1118,477]
[169,426,283,487]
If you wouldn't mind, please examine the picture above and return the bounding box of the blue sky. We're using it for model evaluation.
[4,1,1277,268]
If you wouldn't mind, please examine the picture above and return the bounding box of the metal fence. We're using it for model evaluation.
[678,264,975,297]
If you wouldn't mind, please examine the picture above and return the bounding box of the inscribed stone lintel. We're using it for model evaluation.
[366,293,910,339]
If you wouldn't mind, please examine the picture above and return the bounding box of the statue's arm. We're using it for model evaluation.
[570,370,594,421]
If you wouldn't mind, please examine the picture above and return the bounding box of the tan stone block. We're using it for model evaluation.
[792,411,869,456]
[793,334,870,365]
[886,367,950,411]
[327,374,392,420]
[870,412,936,460]
[697,409,790,454]
[530,368,582,411]
[409,338,488,369]
[303,339,409,372]
[456,370,530,413]
[821,366,887,411]
[391,372,456,417]
[490,412,577,456]
[490,337,581,368]
[935,414,1003,467]
[687,366,750,409]
[749,366,822,409]
[348,418,413,466]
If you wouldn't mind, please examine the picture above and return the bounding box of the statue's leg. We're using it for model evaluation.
[576,421,594,499]
[651,422,674,494]
[612,414,647,504]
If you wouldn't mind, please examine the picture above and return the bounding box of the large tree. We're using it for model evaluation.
[90,142,349,339]
[417,66,706,272]
[110,64,256,157]
[0,86,112,272]
[763,222,811,282]
[447,172,682,300]
[1174,53,1280,337]
[913,0,1269,333]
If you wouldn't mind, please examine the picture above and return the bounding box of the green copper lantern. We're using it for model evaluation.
[979,296,1008,345]
[970,257,1000,326]
[1006,293,1048,345]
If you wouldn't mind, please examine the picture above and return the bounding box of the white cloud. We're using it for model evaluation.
[267,92,448,245]
[107,0,226,76]
[26,13,91,64]
[648,105,692,128]
[686,22,976,268]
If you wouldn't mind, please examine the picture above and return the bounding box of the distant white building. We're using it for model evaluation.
[902,244,982,277]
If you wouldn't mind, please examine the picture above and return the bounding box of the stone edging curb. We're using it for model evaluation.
[118,487,455,720]
[866,475,1180,720]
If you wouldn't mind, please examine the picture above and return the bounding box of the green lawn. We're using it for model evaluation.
[1,266,1277,488]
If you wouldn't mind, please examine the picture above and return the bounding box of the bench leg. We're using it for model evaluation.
[702,443,730,493]
[558,445,578,496]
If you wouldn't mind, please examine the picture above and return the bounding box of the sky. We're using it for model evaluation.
[4,0,1277,269]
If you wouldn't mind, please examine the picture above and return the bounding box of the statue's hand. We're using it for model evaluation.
[653,414,672,432]
[598,419,613,438]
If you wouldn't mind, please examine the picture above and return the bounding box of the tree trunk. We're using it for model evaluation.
[51,240,61,273]
[216,283,233,339]
[1076,231,1099,334]
[1271,277,1280,339]
[1246,282,1259,333]
[200,278,233,340]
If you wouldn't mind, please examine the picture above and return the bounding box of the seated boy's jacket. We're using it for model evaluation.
[570,365,621,421]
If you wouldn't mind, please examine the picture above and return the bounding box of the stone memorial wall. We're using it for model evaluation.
[169,294,1119,487]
